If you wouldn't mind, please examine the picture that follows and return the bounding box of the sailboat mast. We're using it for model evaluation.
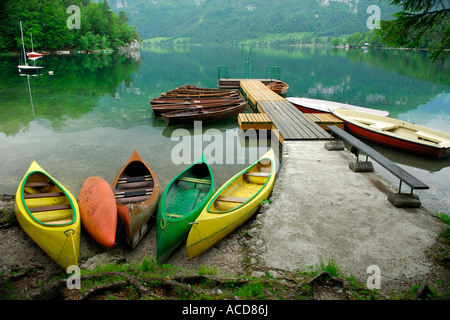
[20,21,28,66]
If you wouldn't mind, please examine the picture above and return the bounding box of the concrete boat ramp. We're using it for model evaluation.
[250,141,445,293]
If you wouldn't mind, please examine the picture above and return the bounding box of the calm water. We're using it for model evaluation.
[0,46,449,213]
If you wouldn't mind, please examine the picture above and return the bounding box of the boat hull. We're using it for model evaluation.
[332,108,450,158]
[162,102,247,126]
[186,149,276,259]
[286,97,390,117]
[156,154,214,263]
[78,176,117,247]
[112,149,161,248]
[14,161,80,270]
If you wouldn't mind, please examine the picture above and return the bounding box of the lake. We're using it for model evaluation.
[0,45,449,214]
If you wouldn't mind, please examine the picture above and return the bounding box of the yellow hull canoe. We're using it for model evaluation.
[14,161,80,270]
[186,149,277,259]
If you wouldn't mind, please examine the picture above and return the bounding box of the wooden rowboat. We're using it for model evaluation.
[332,108,450,158]
[14,161,80,270]
[186,148,276,259]
[161,101,248,126]
[162,85,239,98]
[156,154,214,263]
[150,95,240,105]
[78,176,117,247]
[112,149,161,248]
[152,98,244,116]
[286,97,390,117]
[267,80,289,95]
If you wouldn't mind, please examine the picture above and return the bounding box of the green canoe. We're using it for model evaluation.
[156,154,214,263]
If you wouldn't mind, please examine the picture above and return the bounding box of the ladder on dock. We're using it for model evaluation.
[239,80,330,143]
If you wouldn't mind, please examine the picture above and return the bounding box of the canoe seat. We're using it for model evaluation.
[216,196,249,203]
[369,123,398,131]
[24,181,54,188]
[118,175,152,184]
[166,213,184,218]
[177,176,212,184]
[29,204,72,213]
[115,189,153,198]
[24,192,65,199]
[415,131,441,144]
[244,172,270,177]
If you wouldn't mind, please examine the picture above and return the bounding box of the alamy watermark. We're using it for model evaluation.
[367,265,381,290]
[367,5,381,30]
[170,121,280,167]
[67,5,81,30]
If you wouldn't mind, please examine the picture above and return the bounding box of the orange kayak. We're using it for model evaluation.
[112,149,161,248]
[78,176,117,247]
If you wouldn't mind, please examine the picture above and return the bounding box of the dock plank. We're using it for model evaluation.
[239,80,329,141]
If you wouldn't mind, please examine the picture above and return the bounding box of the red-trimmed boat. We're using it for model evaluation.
[286,97,389,117]
[332,108,450,158]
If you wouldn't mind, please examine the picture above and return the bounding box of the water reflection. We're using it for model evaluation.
[0,46,448,213]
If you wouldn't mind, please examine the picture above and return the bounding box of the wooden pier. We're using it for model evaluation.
[239,80,330,143]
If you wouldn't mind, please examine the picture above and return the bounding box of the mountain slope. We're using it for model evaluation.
[106,0,400,42]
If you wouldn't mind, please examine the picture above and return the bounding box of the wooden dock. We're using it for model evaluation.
[305,113,345,131]
[239,80,330,143]
[238,113,273,130]
[218,78,274,89]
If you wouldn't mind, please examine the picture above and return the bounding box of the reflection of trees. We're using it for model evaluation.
[0,53,141,136]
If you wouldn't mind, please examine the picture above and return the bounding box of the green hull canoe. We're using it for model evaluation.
[156,154,214,263]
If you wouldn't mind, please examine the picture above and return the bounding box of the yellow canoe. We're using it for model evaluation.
[14,161,80,270]
[186,148,277,259]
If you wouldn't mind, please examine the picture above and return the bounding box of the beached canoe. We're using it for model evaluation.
[78,176,117,247]
[156,154,214,263]
[14,161,80,270]
[112,149,161,248]
[186,149,277,259]
[286,97,390,117]
[332,108,450,158]
[162,101,248,126]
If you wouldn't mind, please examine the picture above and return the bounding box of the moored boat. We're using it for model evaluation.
[78,176,117,247]
[152,98,244,116]
[186,148,277,259]
[267,80,289,95]
[286,97,390,117]
[161,101,248,126]
[156,154,214,264]
[332,108,450,158]
[14,161,80,270]
[162,85,239,98]
[112,149,161,248]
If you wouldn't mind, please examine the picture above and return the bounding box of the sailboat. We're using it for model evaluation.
[17,21,43,74]
[26,33,43,59]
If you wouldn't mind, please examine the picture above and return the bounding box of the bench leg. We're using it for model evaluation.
[388,193,421,208]
[324,141,344,151]
[349,161,374,172]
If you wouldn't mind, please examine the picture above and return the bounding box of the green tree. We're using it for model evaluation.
[376,0,450,61]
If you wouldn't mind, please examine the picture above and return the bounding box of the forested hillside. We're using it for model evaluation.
[105,0,400,43]
[0,0,138,53]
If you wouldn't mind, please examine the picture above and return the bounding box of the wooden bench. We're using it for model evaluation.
[327,126,429,195]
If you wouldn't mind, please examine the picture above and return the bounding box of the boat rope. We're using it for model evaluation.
[57,229,77,267]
